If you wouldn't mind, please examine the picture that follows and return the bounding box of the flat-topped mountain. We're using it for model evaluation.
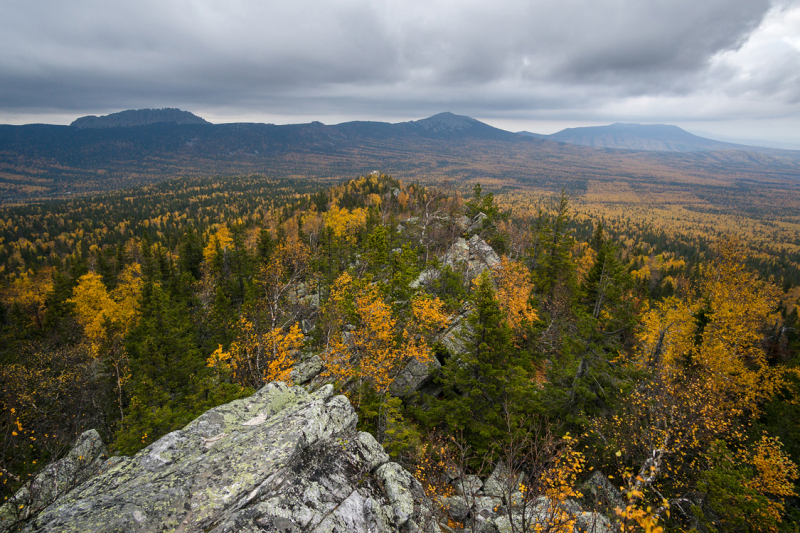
[70,108,210,129]
[544,123,754,152]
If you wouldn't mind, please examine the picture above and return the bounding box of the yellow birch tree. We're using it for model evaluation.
[320,272,449,405]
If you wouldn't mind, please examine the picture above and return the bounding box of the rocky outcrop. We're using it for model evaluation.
[580,471,625,516]
[290,353,324,386]
[12,383,441,533]
[443,235,500,279]
[439,312,472,358]
[411,234,499,291]
[388,355,441,398]
[464,213,488,234]
[0,430,108,528]
[435,463,613,533]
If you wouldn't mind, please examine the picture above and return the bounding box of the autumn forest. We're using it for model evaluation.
[1,172,799,531]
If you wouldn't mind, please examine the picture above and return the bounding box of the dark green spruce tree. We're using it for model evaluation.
[424,271,539,460]
[542,224,637,431]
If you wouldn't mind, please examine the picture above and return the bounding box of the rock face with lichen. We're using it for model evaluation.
[0,430,108,528]
[13,383,440,533]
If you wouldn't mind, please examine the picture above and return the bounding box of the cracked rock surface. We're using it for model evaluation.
[18,382,440,533]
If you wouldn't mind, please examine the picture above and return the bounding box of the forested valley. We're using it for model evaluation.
[1,173,799,532]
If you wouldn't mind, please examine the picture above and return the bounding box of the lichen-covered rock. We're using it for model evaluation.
[290,353,324,385]
[482,462,526,500]
[439,314,471,358]
[0,430,107,529]
[440,496,470,521]
[465,213,488,234]
[409,268,440,289]
[443,238,470,267]
[473,496,502,520]
[452,475,483,496]
[474,521,500,533]
[478,495,614,533]
[580,470,625,514]
[388,355,441,397]
[375,463,416,525]
[443,236,499,281]
[575,511,613,533]
[289,282,320,309]
[507,490,525,509]
[17,382,441,533]
[456,215,471,232]
[466,235,500,270]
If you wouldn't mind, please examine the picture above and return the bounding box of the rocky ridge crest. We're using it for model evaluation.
[3,380,617,533]
[5,383,438,533]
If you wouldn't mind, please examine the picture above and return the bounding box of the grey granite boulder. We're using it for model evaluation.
[482,461,526,500]
[443,236,500,281]
[440,496,470,521]
[290,353,324,385]
[409,268,441,289]
[412,233,500,291]
[452,475,483,496]
[465,213,488,234]
[388,355,442,398]
[580,470,625,514]
[473,496,502,521]
[15,382,441,533]
[490,497,551,533]
[443,238,470,268]
[0,429,108,528]
[439,314,472,358]
[478,494,614,533]
[576,511,613,533]
[374,461,440,531]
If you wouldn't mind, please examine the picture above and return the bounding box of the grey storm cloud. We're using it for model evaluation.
[0,0,797,129]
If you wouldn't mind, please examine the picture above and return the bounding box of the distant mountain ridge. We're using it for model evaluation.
[2,110,800,202]
[538,123,763,153]
[71,108,210,129]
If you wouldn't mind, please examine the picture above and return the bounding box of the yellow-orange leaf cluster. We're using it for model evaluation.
[635,240,783,414]
[2,268,54,329]
[207,318,304,388]
[68,264,143,353]
[492,256,538,334]
[323,204,367,243]
[321,272,449,403]
[203,225,233,264]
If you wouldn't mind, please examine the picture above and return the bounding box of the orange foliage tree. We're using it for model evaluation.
[202,225,233,265]
[323,204,367,244]
[207,319,304,388]
[69,264,142,351]
[1,268,54,330]
[601,239,796,523]
[320,272,449,405]
[492,255,538,336]
[68,264,143,419]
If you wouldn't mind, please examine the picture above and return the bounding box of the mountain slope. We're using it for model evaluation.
[546,123,757,152]
[1,112,800,202]
[70,108,210,129]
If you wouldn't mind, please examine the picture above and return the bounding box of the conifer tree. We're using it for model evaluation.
[116,275,207,452]
[430,272,538,458]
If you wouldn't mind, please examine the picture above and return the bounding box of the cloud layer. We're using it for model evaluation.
[1,0,799,140]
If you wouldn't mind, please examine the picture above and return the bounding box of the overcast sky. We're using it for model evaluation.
[2,0,800,144]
